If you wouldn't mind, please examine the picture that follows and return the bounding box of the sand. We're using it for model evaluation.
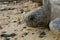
[0,1,59,40]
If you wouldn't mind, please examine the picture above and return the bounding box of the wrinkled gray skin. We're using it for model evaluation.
[24,0,51,27]
[49,18,60,34]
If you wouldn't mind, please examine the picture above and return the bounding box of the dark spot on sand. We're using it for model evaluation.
[20,29,23,31]
[2,31,7,33]
[4,37,10,40]
[0,33,16,38]
[10,33,16,37]
[39,35,46,38]
[21,35,24,37]
[23,27,27,29]
[20,9,24,13]
[0,25,3,29]
[13,21,17,23]
[18,21,21,24]
[15,38,17,40]
[27,29,31,30]
[24,32,29,36]
[14,29,18,31]
[6,16,10,19]
[32,33,35,35]
[1,34,10,37]
[40,31,46,35]
[39,31,46,38]
[24,6,28,8]
[8,8,15,10]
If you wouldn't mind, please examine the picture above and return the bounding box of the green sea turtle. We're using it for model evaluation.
[23,0,51,27]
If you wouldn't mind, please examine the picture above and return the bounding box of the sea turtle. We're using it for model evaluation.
[23,0,51,27]
[49,18,60,40]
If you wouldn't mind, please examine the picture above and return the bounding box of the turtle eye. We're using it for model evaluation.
[29,15,36,21]
[30,17,34,21]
